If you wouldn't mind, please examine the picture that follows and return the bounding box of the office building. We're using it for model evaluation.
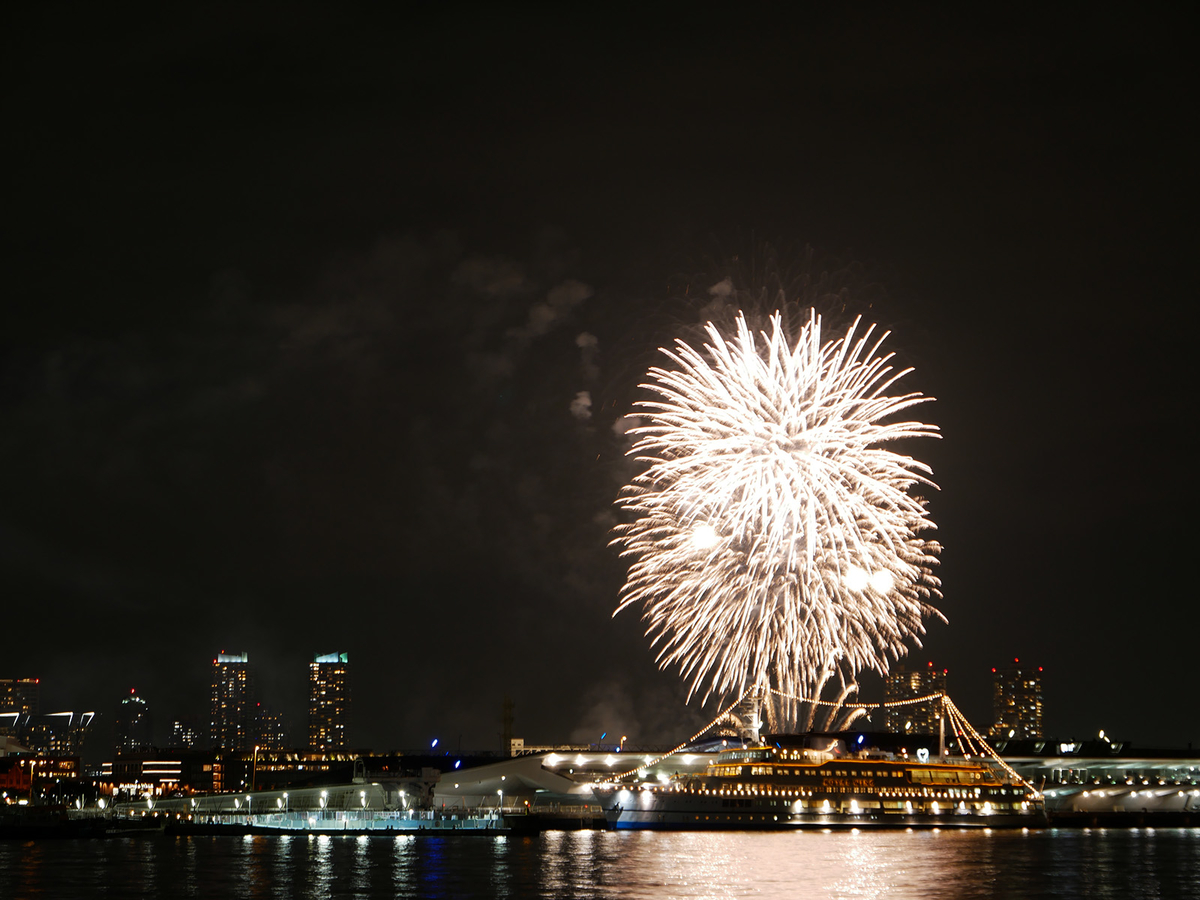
[114,690,153,754]
[255,704,287,751]
[0,678,40,718]
[17,711,95,756]
[210,652,254,751]
[309,652,350,751]
[989,659,1044,739]
[883,661,947,734]
[169,717,201,749]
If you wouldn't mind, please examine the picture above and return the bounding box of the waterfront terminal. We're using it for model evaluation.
[95,732,1199,834]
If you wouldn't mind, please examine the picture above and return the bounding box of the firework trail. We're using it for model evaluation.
[613,308,943,731]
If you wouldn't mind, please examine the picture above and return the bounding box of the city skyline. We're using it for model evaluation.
[3,8,1192,752]
[3,651,1070,763]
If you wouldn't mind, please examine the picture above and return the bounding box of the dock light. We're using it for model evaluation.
[431,739,439,749]
[454,760,461,769]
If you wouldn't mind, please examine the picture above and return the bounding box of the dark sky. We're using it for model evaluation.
[3,6,1194,756]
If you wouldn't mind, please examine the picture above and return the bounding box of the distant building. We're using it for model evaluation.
[989,659,1044,739]
[210,652,254,751]
[0,677,40,719]
[14,711,95,756]
[309,652,350,751]
[114,690,153,754]
[101,750,225,797]
[168,717,201,749]
[255,704,287,751]
[883,661,947,734]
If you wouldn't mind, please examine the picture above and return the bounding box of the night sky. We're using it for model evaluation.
[3,7,1193,757]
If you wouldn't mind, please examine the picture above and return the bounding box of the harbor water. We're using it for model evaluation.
[3,828,1199,899]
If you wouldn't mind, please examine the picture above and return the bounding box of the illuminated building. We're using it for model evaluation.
[989,659,1044,739]
[255,704,287,751]
[0,677,40,719]
[101,751,223,796]
[883,662,947,734]
[210,652,254,751]
[114,690,153,754]
[14,711,94,756]
[0,756,79,799]
[169,717,201,749]
[309,652,350,751]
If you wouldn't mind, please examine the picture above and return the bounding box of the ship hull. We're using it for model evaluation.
[602,799,1042,830]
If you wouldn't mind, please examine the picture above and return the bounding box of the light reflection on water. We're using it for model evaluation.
[1,828,1198,899]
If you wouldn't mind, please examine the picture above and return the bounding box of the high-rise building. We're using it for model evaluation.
[210,652,254,751]
[989,659,1044,739]
[168,717,201,749]
[114,689,153,754]
[255,704,287,751]
[309,652,350,751]
[0,678,40,718]
[883,661,947,734]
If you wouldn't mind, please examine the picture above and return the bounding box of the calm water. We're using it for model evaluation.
[3,829,1199,899]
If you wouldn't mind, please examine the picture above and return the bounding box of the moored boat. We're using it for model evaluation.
[593,734,1045,829]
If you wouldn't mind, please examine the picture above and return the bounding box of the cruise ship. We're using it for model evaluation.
[593,734,1046,829]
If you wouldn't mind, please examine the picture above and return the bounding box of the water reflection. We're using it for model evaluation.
[1,827,1197,898]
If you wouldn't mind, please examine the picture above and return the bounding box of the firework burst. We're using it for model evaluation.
[613,308,943,730]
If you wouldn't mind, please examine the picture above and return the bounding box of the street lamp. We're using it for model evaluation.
[497,789,503,815]
[283,792,288,814]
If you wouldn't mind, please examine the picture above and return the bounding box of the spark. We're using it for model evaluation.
[613,309,943,730]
